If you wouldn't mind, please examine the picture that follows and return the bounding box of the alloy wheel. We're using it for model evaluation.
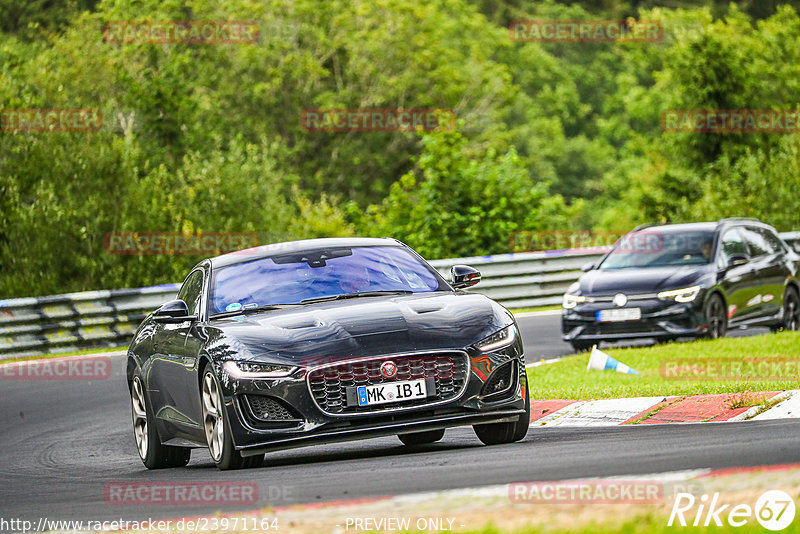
[786,291,800,331]
[131,376,149,460]
[202,371,225,462]
[706,297,727,339]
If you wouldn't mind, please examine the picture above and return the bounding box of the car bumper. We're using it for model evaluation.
[217,345,527,454]
[235,407,525,456]
[561,299,706,342]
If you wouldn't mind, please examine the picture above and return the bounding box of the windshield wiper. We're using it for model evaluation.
[210,304,298,318]
[300,290,413,304]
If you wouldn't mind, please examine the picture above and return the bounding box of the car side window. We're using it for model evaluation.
[741,227,770,258]
[717,228,748,269]
[753,227,785,255]
[177,270,204,316]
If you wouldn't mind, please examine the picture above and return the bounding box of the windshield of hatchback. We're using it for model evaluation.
[599,229,715,270]
[209,246,443,314]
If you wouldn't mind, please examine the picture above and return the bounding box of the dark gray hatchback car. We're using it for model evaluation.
[562,219,800,351]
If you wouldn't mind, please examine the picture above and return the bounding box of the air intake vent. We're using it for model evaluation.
[243,395,300,422]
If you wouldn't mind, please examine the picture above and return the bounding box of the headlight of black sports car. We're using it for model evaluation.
[222,361,297,379]
[474,324,518,352]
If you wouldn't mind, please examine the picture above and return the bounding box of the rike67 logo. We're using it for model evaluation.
[669,490,796,531]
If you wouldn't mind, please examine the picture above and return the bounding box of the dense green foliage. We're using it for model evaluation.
[1,0,799,297]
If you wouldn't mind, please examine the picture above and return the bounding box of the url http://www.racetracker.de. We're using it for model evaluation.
[0,517,279,533]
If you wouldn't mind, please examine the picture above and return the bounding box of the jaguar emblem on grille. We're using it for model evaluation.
[380,360,398,378]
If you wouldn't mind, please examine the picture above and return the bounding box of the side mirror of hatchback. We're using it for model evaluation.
[728,254,750,267]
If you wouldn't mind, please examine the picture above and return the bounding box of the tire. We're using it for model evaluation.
[780,287,800,332]
[201,365,264,470]
[473,372,530,446]
[570,340,595,352]
[704,294,727,339]
[398,429,445,446]
[130,372,191,469]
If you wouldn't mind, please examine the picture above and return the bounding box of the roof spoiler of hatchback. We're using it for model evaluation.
[718,217,761,223]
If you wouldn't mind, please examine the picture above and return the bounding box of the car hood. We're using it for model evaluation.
[204,292,511,366]
[579,265,709,296]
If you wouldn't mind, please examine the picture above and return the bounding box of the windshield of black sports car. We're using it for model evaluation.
[598,228,716,270]
[208,246,445,315]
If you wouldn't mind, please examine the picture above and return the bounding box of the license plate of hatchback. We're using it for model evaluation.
[356,379,427,406]
[597,308,641,322]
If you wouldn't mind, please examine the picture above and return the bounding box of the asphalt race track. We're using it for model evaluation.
[0,315,791,523]
[515,310,768,362]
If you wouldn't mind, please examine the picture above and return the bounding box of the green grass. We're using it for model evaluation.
[510,305,562,314]
[464,517,772,534]
[0,345,126,364]
[526,331,800,400]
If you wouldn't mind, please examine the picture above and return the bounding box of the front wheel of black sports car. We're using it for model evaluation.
[473,378,530,446]
[130,373,191,469]
[201,366,263,470]
[704,294,727,340]
[398,429,445,446]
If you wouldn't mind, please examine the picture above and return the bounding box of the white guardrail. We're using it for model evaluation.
[1,234,798,359]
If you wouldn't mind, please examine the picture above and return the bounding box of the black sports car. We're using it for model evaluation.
[562,218,800,351]
[127,238,529,470]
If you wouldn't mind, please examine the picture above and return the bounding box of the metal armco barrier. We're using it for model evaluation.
[0,285,179,359]
[2,233,798,359]
[428,247,608,309]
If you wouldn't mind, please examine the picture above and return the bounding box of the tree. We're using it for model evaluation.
[361,129,577,258]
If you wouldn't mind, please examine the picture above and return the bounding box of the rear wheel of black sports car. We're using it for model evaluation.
[201,366,264,470]
[704,294,727,340]
[398,429,445,446]
[473,375,530,445]
[130,373,191,469]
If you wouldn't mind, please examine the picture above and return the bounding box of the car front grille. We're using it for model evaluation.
[307,352,469,415]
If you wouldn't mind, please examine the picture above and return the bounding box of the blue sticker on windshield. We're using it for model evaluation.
[225,302,243,312]
[243,303,258,309]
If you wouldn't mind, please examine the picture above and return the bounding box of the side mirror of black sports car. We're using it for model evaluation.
[153,299,197,324]
[728,254,750,267]
[451,265,481,289]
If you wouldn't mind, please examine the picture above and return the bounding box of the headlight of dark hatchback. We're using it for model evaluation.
[657,285,702,303]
